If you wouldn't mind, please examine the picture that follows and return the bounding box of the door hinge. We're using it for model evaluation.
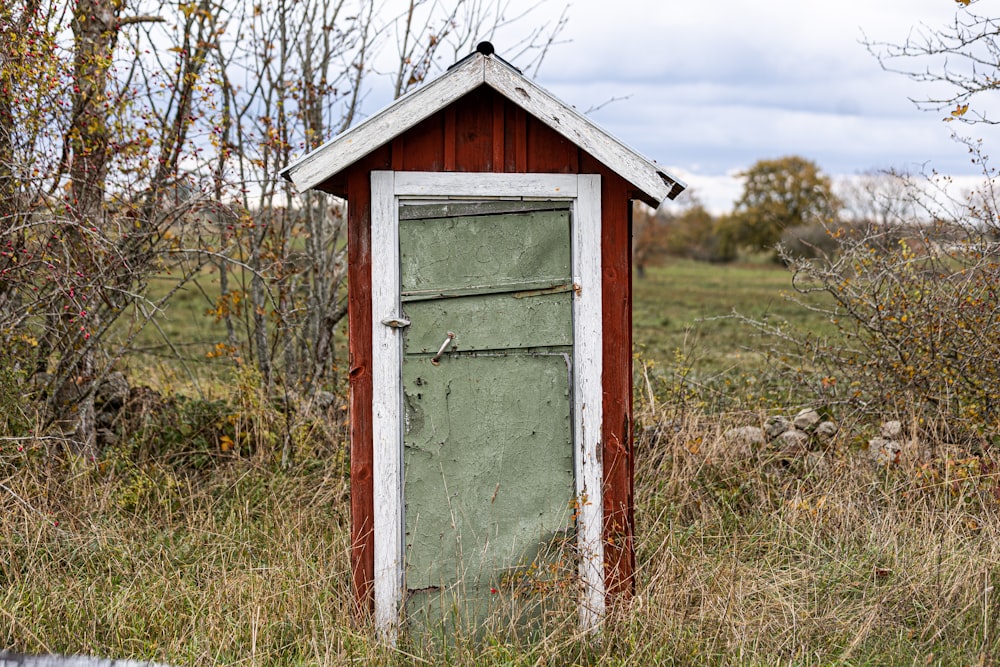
[381,316,411,329]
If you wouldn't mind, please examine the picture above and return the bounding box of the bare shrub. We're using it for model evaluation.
[772,175,1000,439]
[1,0,568,460]
[778,222,844,260]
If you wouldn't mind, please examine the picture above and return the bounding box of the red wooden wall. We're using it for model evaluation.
[331,85,640,617]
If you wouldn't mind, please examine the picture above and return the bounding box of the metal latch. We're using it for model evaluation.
[430,331,456,365]
[381,316,411,329]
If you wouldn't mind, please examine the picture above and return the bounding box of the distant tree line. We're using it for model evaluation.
[632,155,932,269]
[641,0,1000,437]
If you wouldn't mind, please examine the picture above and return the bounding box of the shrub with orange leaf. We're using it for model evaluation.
[779,164,1000,440]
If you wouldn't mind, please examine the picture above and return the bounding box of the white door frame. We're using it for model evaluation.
[370,171,604,643]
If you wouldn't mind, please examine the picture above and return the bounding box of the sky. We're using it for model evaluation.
[476,0,998,213]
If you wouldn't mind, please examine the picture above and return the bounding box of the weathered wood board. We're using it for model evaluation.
[399,203,576,634]
[369,172,607,639]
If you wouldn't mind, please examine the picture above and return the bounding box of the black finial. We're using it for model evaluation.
[448,41,521,74]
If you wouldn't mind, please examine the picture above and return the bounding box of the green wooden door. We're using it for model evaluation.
[399,200,576,635]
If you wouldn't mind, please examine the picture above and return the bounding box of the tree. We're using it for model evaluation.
[728,156,839,253]
[0,0,566,458]
[631,203,661,278]
[667,205,720,260]
[1,0,201,456]
[864,0,1000,126]
[631,190,732,270]
[836,171,916,227]
[202,0,565,467]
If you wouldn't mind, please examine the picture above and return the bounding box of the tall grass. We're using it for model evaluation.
[5,377,1000,664]
[4,259,1000,664]
[628,399,1000,665]
[0,445,362,664]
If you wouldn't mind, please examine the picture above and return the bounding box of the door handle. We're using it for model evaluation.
[430,332,456,365]
[381,316,411,329]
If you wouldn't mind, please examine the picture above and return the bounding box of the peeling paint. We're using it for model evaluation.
[400,204,576,634]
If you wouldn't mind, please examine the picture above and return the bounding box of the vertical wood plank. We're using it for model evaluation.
[622,195,636,604]
[492,94,505,171]
[370,171,402,644]
[454,86,493,171]
[503,102,517,172]
[400,113,445,172]
[390,137,404,171]
[345,164,375,618]
[503,100,528,173]
[443,106,456,171]
[581,156,634,610]
[514,106,527,172]
[574,174,605,632]
[526,114,579,173]
[626,197,635,597]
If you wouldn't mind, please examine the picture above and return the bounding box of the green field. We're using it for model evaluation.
[633,258,835,367]
[121,257,832,397]
[5,258,1000,665]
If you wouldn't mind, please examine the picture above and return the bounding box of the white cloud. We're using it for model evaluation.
[365,0,998,213]
[502,0,991,211]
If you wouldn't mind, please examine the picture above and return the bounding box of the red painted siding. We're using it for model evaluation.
[343,86,636,618]
[583,155,636,606]
[344,147,390,616]
[526,114,579,173]
[400,115,444,172]
[453,86,494,170]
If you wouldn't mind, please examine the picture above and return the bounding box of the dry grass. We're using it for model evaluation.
[626,402,1000,666]
[0,454,364,664]
[4,257,1000,664]
[4,387,1000,665]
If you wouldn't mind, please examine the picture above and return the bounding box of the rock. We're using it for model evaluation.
[96,428,118,448]
[816,420,838,441]
[775,429,810,457]
[804,452,830,474]
[793,408,822,431]
[869,437,901,466]
[765,416,793,440]
[95,372,129,410]
[723,426,766,447]
[124,386,163,414]
[0,651,174,666]
[777,429,809,447]
[881,420,903,439]
[96,409,116,429]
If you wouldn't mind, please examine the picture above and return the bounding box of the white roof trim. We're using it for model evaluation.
[281,54,686,204]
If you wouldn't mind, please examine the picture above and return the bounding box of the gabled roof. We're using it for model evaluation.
[281,48,686,204]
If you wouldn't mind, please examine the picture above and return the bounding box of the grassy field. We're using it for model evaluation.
[4,258,1000,665]
[633,259,836,367]
[108,268,252,397]
[632,259,842,414]
[125,258,830,397]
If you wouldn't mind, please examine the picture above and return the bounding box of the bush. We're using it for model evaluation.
[632,199,738,268]
[778,223,844,260]
[778,220,912,261]
[0,344,37,438]
[779,210,1000,437]
[664,208,736,263]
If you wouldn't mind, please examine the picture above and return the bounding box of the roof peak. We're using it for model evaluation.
[282,53,685,205]
[447,41,522,74]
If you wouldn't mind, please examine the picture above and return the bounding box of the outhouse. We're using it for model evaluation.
[282,43,686,640]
